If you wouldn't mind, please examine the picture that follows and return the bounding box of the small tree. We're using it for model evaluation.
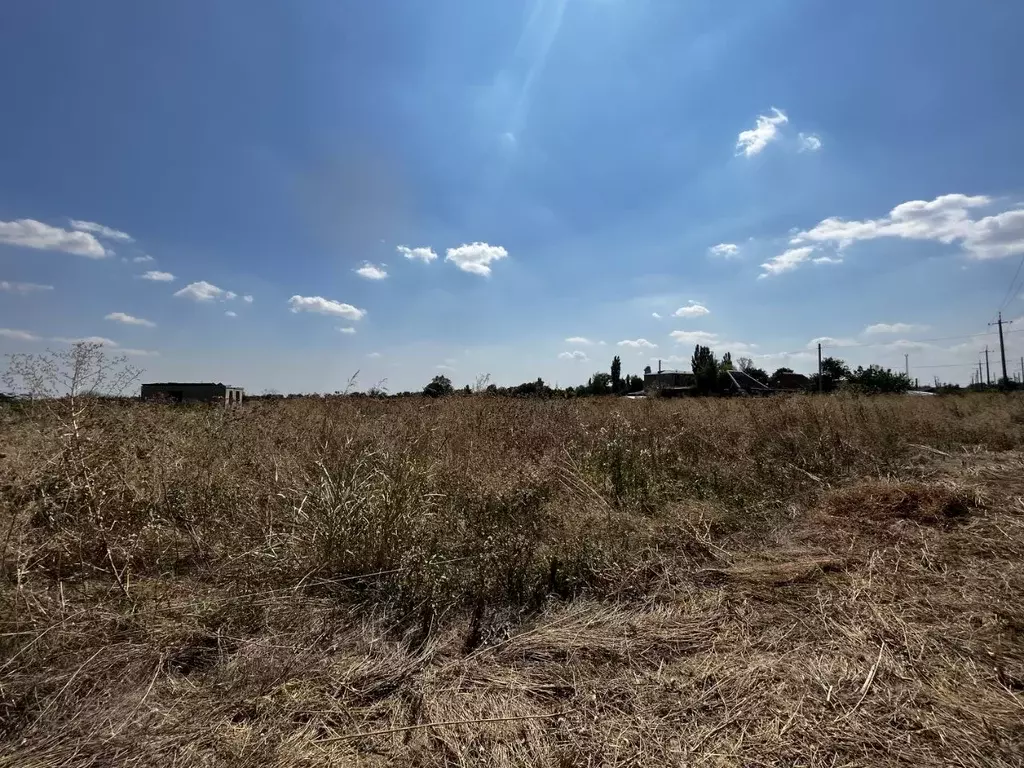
[769,367,794,389]
[847,365,911,394]
[423,374,454,398]
[587,371,612,395]
[610,355,622,394]
[743,366,770,385]
[691,345,718,395]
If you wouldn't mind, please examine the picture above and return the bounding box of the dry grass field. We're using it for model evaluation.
[1,394,1023,766]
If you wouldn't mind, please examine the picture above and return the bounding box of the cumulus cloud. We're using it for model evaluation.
[132,255,154,263]
[243,295,254,303]
[759,246,816,277]
[558,350,588,361]
[0,219,108,258]
[864,322,928,335]
[0,328,39,341]
[652,312,662,319]
[798,133,822,152]
[105,312,155,328]
[617,339,657,349]
[0,281,53,294]
[140,270,175,282]
[709,243,739,258]
[807,336,858,349]
[673,301,710,318]
[791,193,1024,260]
[445,242,508,276]
[224,311,237,318]
[565,336,593,345]
[736,108,788,157]
[174,281,236,302]
[69,220,133,242]
[288,295,366,320]
[338,327,357,334]
[397,245,437,263]
[355,262,388,280]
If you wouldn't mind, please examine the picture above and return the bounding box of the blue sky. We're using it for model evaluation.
[3,0,1024,392]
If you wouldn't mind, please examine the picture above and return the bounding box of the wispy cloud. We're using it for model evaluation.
[558,350,588,361]
[243,295,254,303]
[105,312,155,328]
[864,322,929,335]
[69,219,133,242]
[338,327,357,335]
[565,336,593,345]
[808,336,858,349]
[0,328,39,341]
[140,270,174,282]
[367,352,382,358]
[0,280,53,294]
[759,246,816,277]
[224,310,237,318]
[0,219,108,258]
[53,335,119,347]
[736,108,788,157]
[798,133,822,152]
[397,245,437,263]
[288,295,366,320]
[132,254,154,263]
[355,262,388,280]
[445,242,509,276]
[709,243,739,258]
[669,330,720,345]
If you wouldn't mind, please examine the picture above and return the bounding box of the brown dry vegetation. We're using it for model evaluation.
[1,394,1023,766]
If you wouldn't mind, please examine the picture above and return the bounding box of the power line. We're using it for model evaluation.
[997,252,1024,313]
[819,327,1024,351]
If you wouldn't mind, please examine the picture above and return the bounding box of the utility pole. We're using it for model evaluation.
[904,353,909,379]
[989,312,1012,386]
[985,346,991,386]
[817,342,823,394]
[978,359,984,385]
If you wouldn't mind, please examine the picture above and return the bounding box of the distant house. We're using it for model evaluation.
[141,382,244,404]
[773,372,810,391]
[644,368,695,394]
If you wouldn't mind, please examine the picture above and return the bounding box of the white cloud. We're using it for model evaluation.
[224,311,237,318]
[558,350,589,361]
[798,133,822,152]
[669,330,720,345]
[105,312,155,328]
[140,270,175,282]
[445,242,508,276]
[288,295,366,320]
[791,193,1024,260]
[617,338,657,349]
[864,322,929,335]
[397,245,437,263]
[759,246,816,277]
[812,255,843,265]
[736,108,788,158]
[132,255,154,263]
[69,220,133,242]
[435,364,454,370]
[807,336,858,349]
[673,301,710,318]
[367,352,382,358]
[565,336,593,345]
[53,335,119,347]
[0,328,39,341]
[884,339,937,352]
[338,327,356,334]
[0,280,53,294]
[243,295,254,303]
[0,219,108,258]
[355,262,388,280]
[652,312,662,319]
[175,281,236,302]
[709,243,739,258]
[224,291,237,301]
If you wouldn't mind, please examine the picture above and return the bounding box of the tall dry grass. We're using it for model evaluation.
[1,394,1023,765]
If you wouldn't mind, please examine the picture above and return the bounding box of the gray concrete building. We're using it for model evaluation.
[140,382,244,404]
